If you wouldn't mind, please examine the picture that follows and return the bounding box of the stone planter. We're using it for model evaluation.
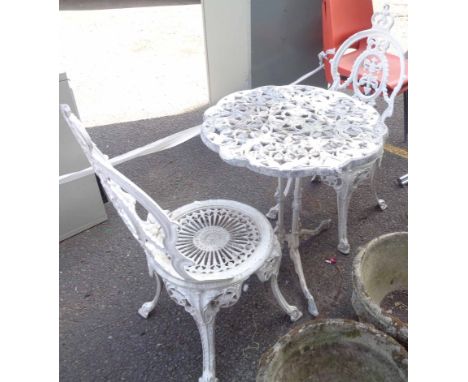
[257,319,408,382]
[352,232,408,346]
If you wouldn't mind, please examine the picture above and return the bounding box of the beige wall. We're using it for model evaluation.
[201,0,251,104]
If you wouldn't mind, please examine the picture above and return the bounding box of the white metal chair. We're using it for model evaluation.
[322,5,406,254]
[267,5,406,254]
[60,104,302,382]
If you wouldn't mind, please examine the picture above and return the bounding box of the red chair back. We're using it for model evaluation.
[322,0,373,83]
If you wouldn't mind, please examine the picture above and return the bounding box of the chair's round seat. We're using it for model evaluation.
[150,200,277,283]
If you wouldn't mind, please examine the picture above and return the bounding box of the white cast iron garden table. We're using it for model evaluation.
[201,84,384,315]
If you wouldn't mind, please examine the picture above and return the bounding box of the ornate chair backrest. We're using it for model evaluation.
[329,4,406,123]
[60,104,196,281]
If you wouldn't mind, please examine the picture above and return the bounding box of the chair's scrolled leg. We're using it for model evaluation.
[370,159,387,211]
[196,317,218,382]
[163,281,243,382]
[138,272,162,319]
[323,169,371,255]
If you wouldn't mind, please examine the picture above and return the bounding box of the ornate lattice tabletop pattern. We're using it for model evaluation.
[202,85,385,178]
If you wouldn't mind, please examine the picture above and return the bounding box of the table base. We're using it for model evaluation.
[273,177,330,316]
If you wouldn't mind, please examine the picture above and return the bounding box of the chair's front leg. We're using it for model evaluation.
[324,169,374,254]
[195,314,217,382]
[256,240,303,322]
[323,173,356,255]
[164,280,243,382]
[370,157,387,211]
[138,271,162,319]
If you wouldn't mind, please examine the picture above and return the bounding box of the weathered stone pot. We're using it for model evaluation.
[257,319,407,382]
[352,232,408,346]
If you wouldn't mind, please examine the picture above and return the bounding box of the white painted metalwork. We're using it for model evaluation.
[323,4,406,252]
[202,85,382,178]
[202,83,385,312]
[202,83,385,273]
[266,5,406,254]
[60,104,301,382]
[329,4,406,124]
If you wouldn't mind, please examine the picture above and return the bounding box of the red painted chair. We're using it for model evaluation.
[321,0,374,84]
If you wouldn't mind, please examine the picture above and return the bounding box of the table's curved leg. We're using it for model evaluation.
[270,273,303,321]
[256,242,303,322]
[300,219,332,238]
[272,177,286,244]
[266,177,282,220]
[266,177,292,219]
[370,156,387,211]
[289,247,319,316]
[288,178,319,316]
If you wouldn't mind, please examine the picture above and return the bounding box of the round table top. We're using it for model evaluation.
[201,85,385,178]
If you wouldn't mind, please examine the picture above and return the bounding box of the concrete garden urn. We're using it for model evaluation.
[352,232,408,346]
[257,319,407,382]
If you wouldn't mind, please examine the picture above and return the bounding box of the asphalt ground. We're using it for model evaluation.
[59,95,408,381]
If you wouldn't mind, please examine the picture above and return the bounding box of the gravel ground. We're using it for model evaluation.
[59,94,408,382]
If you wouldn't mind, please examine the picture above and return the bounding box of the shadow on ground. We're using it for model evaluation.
[60,96,407,381]
[60,0,200,11]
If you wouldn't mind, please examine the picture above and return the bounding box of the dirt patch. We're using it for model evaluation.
[380,289,408,324]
